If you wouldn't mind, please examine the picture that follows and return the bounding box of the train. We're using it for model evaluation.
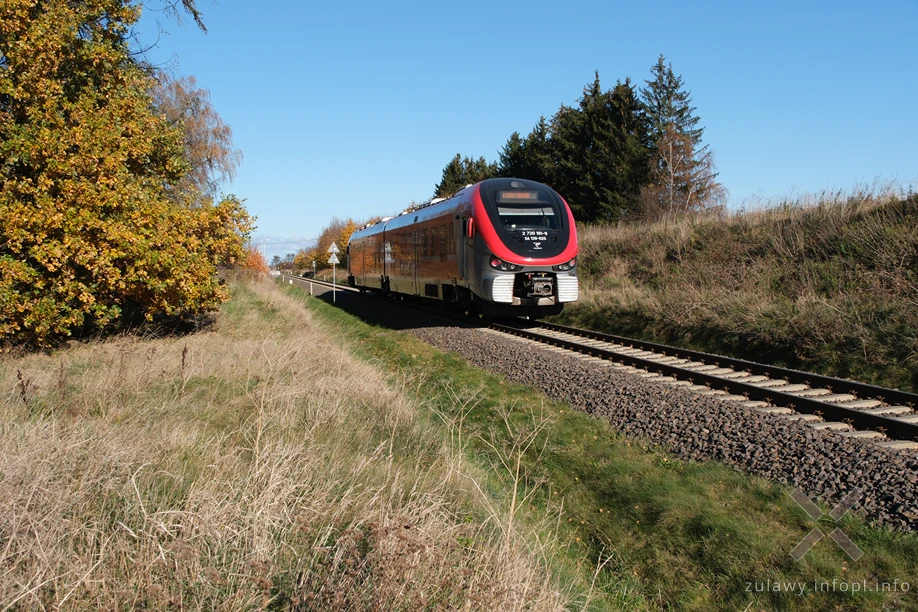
[346,177,578,318]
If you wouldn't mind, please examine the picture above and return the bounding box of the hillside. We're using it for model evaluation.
[557,189,918,392]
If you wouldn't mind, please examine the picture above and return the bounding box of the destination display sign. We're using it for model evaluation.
[496,190,547,203]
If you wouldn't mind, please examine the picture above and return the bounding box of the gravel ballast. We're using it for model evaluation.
[407,324,918,532]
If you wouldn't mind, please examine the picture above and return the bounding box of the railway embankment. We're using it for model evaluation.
[291,280,918,612]
[558,189,918,393]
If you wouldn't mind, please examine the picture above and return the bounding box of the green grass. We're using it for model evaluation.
[284,281,918,611]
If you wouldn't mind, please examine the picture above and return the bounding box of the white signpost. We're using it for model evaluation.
[328,242,340,303]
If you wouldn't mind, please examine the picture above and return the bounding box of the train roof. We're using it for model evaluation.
[349,187,475,244]
[348,179,557,244]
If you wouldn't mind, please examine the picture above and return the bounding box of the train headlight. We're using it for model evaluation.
[489,256,521,272]
[552,258,577,272]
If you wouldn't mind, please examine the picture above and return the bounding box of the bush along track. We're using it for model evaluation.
[286,281,918,612]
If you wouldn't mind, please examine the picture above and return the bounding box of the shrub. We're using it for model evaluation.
[0,0,253,346]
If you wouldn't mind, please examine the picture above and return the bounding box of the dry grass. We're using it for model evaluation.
[562,184,918,390]
[0,276,577,610]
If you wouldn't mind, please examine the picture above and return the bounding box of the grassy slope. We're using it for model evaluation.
[286,282,917,612]
[0,278,584,610]
[554,192,918,392]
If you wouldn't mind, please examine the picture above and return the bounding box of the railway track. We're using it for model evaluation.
[282,273,918,449]
[492,320,918,449]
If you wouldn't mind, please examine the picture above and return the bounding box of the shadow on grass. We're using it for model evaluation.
[2,310,217,358]
[301,281,476,332]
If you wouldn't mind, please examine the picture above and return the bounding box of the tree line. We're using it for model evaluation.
[433,56,725,223]
[1,0,257,346]
[292,218,358,273]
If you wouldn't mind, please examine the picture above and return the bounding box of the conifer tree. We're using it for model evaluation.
[433,59,721,222]
[434,154,466,198]
[498,132,526,178]
[521,117,554,184]
[433,155,497,198]
[466,156,498,185]
[498,122,553,184]
[606,78,651,215]
[639,55,723,217]
[551,73,650,222]
[641,54,703,145]
[550,102,589,217]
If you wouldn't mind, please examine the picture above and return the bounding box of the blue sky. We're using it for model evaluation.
[137,0,918,260]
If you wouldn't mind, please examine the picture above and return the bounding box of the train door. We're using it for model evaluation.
[409,230,421,295]
[460,216,473,281]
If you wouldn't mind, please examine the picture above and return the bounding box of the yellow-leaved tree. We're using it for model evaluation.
[294,218,357,272]
[0,0,253,346]
[241,247,270,273]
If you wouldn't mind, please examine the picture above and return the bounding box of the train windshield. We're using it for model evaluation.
[495,190,560,230]
[497,206,559,230]
[478,179,571,258]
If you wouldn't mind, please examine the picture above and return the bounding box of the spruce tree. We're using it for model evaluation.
[639,55,724,218]
[498,132,526,178]
[434,154,466,197]
[433,155,497,198]
[550,95,587,217]
[522,117,554,184]
[498,120,555,183]
[464,156,498,184]
[641,54,703,145]
[551,73,650,222]
[606,78,651,216]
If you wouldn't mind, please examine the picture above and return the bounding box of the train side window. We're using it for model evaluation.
[422,229,428,257]
[440,224,447,257]
[448,222,454,254]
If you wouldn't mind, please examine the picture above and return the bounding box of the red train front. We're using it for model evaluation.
[347,178,578,318]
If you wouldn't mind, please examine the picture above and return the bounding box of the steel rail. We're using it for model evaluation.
[280,274,359,293]
[491,322,918,442]
[517,320,918,409]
